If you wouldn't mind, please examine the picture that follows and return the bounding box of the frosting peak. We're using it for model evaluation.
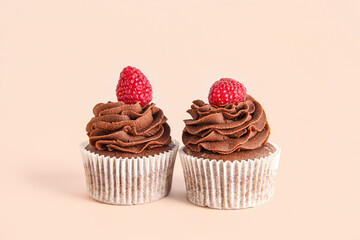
[86,101,171,153]
[182,95,270,154]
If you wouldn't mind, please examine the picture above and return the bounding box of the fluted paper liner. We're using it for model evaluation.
[80,140,179,205]
[179,142,281,209]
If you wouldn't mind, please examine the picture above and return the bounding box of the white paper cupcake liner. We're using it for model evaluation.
[80,140,179,205]
[179,142,281,209]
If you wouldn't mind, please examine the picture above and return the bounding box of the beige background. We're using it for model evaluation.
[1,0,360,239]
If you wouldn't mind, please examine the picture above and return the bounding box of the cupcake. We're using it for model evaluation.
[179,78,281,209]
[80,66,179,205]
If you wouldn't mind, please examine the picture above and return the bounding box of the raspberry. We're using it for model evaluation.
[116,66,153,106]
[208,78,247,106]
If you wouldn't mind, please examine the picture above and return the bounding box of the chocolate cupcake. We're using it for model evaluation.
[80,66,179,205]
[179,78,281,209]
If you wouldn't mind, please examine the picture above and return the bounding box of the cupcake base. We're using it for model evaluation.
[179,142,281,209]
[80,140,179,205]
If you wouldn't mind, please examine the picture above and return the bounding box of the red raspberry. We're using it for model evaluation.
[116,66,153,106]
[208,78,247,106]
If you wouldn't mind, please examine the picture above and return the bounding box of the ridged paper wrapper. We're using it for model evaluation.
[179,143,281,209]
[80,140,179,205]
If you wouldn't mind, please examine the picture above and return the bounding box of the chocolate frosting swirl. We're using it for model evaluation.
[86,101,171,153]
[182,95,270,154]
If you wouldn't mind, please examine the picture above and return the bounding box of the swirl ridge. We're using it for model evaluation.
[86,101,171,153]
[182,95,270,154]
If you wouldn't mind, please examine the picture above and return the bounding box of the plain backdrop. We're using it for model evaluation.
[1,1,360,239]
